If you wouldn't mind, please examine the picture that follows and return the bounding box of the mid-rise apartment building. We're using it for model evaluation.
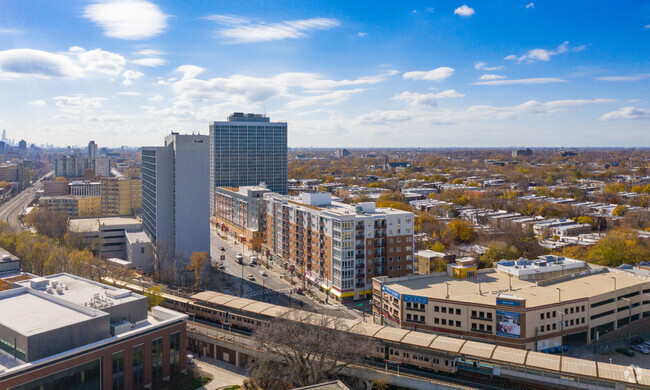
[373,256,650,350]
[0,273,186,390]
[209,113,287,215]
[213,185,270,251]
[69,180,102,196]
[101,177,142,216]
[39,195,101,218]
[142,133,209,261]
[266,193,414,301]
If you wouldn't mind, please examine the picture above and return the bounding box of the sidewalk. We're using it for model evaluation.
[194,356,247,390]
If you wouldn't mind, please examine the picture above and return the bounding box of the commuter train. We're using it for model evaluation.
[112,280,650,390]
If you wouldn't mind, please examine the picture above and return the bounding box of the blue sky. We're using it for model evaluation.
[0,0,648,148]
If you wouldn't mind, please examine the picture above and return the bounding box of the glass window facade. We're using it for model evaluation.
[112,350,124,390]
[132,344,145,390]
[9,359,101,390]
[170,331,180,377]
[151,337,163,384]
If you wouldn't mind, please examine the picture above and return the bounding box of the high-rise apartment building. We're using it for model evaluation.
[209,112,287,215]
[88,140,98,158]
[213,185,271,252]
[18,139,26,151]
[142,133,209,261]
[265,193,415,302]
[101,177,142,216]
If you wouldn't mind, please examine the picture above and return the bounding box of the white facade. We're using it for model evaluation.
[142,133,210,263]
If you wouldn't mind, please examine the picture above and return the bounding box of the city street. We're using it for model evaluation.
[207,227,362,320]
[0,172,53,232]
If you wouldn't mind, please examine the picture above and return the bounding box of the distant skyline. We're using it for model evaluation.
[0,1,648,148]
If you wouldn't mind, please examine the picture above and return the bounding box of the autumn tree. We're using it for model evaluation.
[445,219,475,244]
[247,311,373,389]
[481,242,519,268]
[188,251,209,289]
[145,285,164,310]
[587,228,650,267]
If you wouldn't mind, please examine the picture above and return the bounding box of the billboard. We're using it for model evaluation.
[382,285,400,299]
[496,298,521,307]
[496,310,521,338]
[403,295,428,305]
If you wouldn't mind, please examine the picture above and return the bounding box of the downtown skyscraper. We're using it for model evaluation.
[209,112,287,214]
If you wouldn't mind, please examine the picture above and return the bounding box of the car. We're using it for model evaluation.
[250,256,258,264]
[632,345,650,354]
[642,341,650,349]
[249,261,255,267]
[186,354,195,365]
[220,247,225,251]
[247,274,255,281]
[296,288,303,295]
[259,270,267,276]
[616,347,635,357]
[218,263,225,269]
[632,336,645,344]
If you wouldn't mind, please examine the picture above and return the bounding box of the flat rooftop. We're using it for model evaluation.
[69,216,141,232]
[379,268,648,307]
[15,273,141,308]
[125,230,151,243]
[0,289,101,336]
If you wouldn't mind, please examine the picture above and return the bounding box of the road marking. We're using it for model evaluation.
[245,286,293,298]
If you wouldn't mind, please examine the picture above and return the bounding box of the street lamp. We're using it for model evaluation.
[262,276,274,302]
[236,253,244,297]
[621,297,632,346]
[556,311,565,357]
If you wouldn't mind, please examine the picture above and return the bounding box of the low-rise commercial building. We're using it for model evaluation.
[213,185,270,251]
[266,193,415,301]
[126,231,154,273]
[373,256,650,350]
[0,273,187,389]
[69,217,143,259]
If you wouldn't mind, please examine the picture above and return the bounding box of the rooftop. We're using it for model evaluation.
[69,216,141,232]
[378,266,648,307]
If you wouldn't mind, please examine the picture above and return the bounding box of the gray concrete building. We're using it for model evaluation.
[209,112,287,215]
[142,133,210,262]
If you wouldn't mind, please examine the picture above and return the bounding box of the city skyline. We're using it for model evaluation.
[0,1,648,148]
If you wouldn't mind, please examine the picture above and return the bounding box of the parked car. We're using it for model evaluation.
[259,270,268,276]
[632,336,644,344]
[220,246,225,251]
[296,288,303,294]
[186,354,195,365]
[616,347,636,357]
[250,256,258,264]
[631,345,650,354]
[642,341,650,349]
[247,274,255,281]
[249,260,255,266]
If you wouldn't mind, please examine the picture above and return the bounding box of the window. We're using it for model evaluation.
[407,314,412,320]
[112,351,125,390]
[132,344,144,390]
[472,310,477,317]
[456,321,461,327]
[140,247,145,254]
[435,306,440,312]
[420,315,425,322]
[434,318,440,324]
[441,319,447,325]
[456,308,461,315]
[442,307,447,313]
[170,332,181,376]
[541,313,545,320]
[152,338,163,384]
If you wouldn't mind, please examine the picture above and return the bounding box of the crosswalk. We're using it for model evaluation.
[246,287,294,298]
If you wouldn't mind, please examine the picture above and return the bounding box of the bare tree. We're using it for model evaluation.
[149,240,172,282]
[246,311,373,389]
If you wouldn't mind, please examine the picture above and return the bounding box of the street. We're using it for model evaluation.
[0,172,52,232]
[208,227,363,320]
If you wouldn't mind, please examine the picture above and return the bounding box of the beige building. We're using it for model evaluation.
[373,256,650,350]
[415,250,455,274]
[101,177,142,216]
[39,195,101,217]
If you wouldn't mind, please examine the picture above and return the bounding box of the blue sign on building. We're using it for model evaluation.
[382,285,400,299]
[403,295,428,305]
[497,298,521,307]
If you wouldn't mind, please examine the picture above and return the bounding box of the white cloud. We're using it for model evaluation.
[116,92,140,96]
[149,94,164,101]
[84,0,168,40]
[505,41,571,63]
[206,15,340,43]
[596,74,650,81]
[286,88,366,108]
[392,90,465,108]
[479,74,507,80]
[132,57,166,67]
[53,95,107,112]
[28,99,47,106]
[526,2,535,9]
[645,25,650,29]
[75,48,125,75]
[454,5,475,17]
[599,106,650,121]
[0,49,84,79]
[358,98,614,126]
[137,49,163,56]
[473,77,565,85]
[426,7,435,13]
[474,61,504,71]
[403,67,454,81]
[122,70,144,85]
[358,32,368,37]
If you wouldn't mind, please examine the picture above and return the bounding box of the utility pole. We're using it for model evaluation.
[556,287,562,302]
[557,311,565,357]
[621,297,632,346]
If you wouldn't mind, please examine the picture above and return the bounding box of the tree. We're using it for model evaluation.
[188,251,209,289]
[149,241,173,282]
[248,311,373,389]
[445,219,475,244]
[144,285,164,310]
[481,242,519,268]
[575,216,596,228]
[612,205,628,217]
[587,228,650,267]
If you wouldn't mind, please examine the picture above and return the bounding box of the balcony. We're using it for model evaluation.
[356,262,365,269]
[356,254,365,260]
[355,234,364,240]
[355,244,365,250]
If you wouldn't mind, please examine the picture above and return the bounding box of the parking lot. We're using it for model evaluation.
[566,332,650,368]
